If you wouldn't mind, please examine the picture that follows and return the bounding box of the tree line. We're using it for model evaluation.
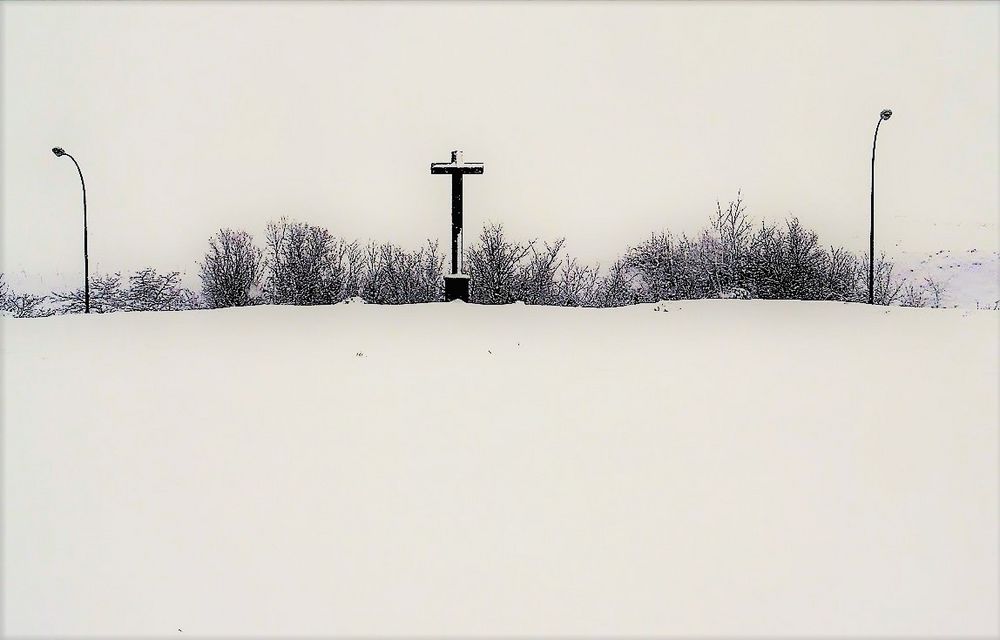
[1,196,945,317]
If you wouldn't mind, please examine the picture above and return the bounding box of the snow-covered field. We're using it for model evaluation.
[3,300,998,637]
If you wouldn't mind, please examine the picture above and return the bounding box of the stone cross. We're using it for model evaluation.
[431,150,484,302]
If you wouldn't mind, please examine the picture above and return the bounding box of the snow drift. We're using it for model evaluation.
[3,300,998,636]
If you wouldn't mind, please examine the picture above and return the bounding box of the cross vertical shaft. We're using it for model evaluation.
[452,172,463,274]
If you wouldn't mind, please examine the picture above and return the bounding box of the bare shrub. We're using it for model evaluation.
[592,258,640,307]
[264,218,364,305]
[555,256,599,307]
[16,194,950,313]
[624,195,915,305]
[745,218,832,300]
[52,269,200,314]
[123,268,202,311]
[51,273,125,314]
[465,223,532,304]
[1,275,52,318]
[199,229,264,308]
[519,239,565,306]
[626,231,707,301]
[866,253,907,306]
[900,276,946,308]
[465,224,598,306]
[360,240,445,304]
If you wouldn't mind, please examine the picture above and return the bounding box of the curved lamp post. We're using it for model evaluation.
[869,108,892,305]
[52,147,89,313]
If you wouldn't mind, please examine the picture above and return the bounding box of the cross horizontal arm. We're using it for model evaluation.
[430,163,484,175]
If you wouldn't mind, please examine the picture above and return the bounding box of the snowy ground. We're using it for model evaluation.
[3,300,998,637]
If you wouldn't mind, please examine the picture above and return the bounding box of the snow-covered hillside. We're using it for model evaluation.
[895,248,1000,309]
[3,301,998,637]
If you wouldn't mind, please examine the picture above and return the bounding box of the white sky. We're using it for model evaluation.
[2,1,998,288]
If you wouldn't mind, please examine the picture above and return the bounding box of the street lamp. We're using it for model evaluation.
[869,108,892,305]
[52,147,90,313]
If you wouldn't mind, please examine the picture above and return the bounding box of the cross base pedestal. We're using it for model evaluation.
[444,273,470,302]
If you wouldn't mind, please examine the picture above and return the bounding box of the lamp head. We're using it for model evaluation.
[51,147,66,157]
[880,109,893,121]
